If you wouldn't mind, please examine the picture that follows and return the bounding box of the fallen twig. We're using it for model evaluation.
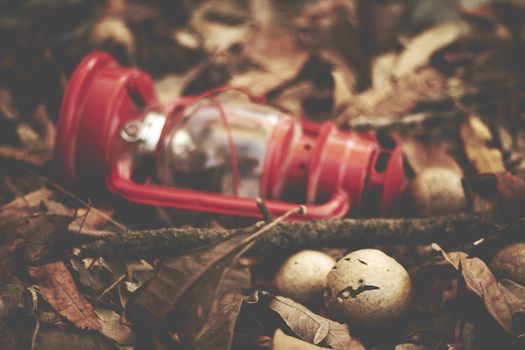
[79,214,499,259]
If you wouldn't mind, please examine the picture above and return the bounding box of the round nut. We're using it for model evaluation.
[409,167,466,216]
[274,250,336,304]
[490,242,525,285]
[324,249,412,326]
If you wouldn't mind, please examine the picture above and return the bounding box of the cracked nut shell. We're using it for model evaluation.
[324,249,412,326]
[274,250,336,304]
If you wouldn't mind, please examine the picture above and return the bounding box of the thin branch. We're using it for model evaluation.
[79,213,498,259]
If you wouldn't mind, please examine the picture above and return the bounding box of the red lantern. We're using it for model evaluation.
[56,52,407,220]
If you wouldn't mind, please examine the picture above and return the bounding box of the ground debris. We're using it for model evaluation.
[2,1,525,349]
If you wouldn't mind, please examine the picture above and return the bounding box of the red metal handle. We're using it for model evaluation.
[106,160,350,220]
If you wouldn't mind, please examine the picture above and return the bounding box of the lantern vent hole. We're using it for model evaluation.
[304,143,312,151]
[299,163,307,171]
[374,152,391,174]
[128,87,146,109]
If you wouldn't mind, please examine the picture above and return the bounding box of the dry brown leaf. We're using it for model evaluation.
[0,213,72,262]
[127,210,298,347]
[33,326,114,350]
[466,172,525,219]
[0,187,54,221]
[392,22,471,79]
[28,261,101,331]
[334,21,476,126]
[460,115,505,173]
[94,307,135,346]
[437,249,514,333]
[499,279,525,314]
[126,225,261,342]
[195,264,251,350]
[336,67,445,124]
[190,0,250,52]
[230,25,309,96]
[69,205,116,234]
[0,145,52,166]
[269,296,365,350]
[272,329,330,350]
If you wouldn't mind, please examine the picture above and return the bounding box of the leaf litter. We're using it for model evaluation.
[2,1,525,349]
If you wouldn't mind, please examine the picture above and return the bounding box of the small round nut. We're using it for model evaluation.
[274,250,336,304]
[409,167,466,216]
[490,242,525,285]
[324,249,412,326]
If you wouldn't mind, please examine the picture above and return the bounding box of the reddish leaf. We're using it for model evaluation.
[28,261,101,331]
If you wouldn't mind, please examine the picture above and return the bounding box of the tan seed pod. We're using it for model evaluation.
[324,249,412,326]
[274,250,336,304]
[409,167,466,216]
[490,242,525,285]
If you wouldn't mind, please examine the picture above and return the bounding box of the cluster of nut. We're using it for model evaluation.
[274,248,412,326]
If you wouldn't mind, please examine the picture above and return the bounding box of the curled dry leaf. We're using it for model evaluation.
[272,329,330,350]
[269,296,365,350]
[437,249,515,333]
[27,262,101,331]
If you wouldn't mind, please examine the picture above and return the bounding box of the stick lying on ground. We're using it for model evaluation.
[79,214,498,258]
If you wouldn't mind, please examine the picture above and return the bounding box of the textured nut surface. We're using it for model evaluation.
[409,167,466,216]
[324,249,412,326]
[274,250,336,304]
[490,242,525,285]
